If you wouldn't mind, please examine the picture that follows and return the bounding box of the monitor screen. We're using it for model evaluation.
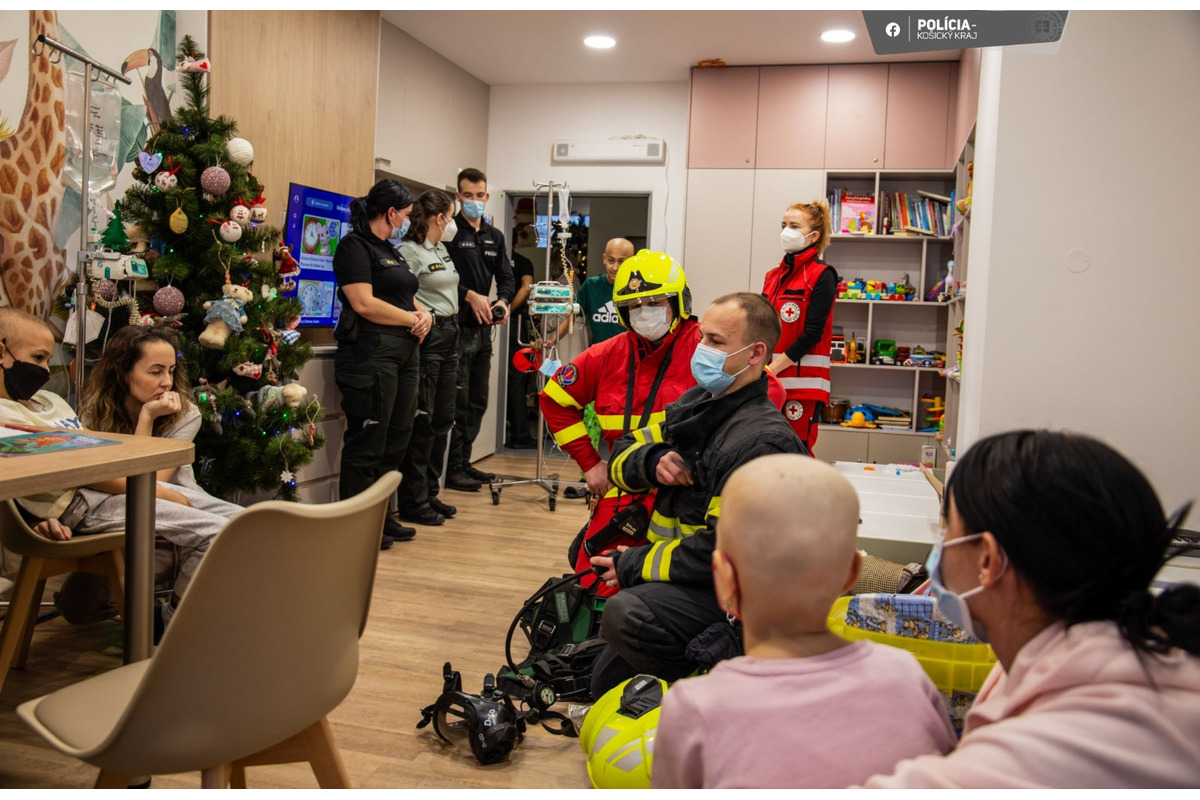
[283,182,353,327]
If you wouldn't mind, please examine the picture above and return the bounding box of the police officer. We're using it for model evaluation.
[444,168,516,492]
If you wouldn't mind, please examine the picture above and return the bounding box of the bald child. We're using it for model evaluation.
[652,455,955,788]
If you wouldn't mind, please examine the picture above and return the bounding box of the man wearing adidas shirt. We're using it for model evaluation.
[550,237,634,347]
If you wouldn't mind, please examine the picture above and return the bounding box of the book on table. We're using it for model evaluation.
[0,428,120,456]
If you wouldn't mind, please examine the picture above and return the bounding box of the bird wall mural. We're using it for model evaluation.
[0,9,181,318]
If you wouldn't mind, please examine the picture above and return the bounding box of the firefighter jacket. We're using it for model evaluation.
[539,318,701,474]
[762,245,837,403]
[608,374,807,589]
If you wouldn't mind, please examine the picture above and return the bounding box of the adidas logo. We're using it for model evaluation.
[593,303,620,324]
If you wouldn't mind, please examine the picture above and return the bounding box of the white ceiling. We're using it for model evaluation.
[383,11,962,86]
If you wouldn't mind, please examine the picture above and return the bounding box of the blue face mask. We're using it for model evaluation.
[392,218,410,240]
[462,200,485,220]
[926,533,1005,643]
[690,342,753,395]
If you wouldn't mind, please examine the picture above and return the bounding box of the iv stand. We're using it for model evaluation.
[33,34,131,403]
[489,180,586,512]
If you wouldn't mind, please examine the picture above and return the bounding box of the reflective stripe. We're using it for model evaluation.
[610,442,646,492]
[648,510,682,541]
[543,380,582,410]
[779,376,832,392]
[641,540,680,582]
[707,496,722,519]
[552,421,588,446]
[596,410,667,430]
[799,354,830,368]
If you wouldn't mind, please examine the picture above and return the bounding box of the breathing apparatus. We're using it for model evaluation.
[417,662,526,765]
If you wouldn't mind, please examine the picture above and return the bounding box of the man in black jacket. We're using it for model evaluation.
[444,167,516,491]
[590,292,807,695]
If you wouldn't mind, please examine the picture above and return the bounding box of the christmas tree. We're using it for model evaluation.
[115,36,324,500]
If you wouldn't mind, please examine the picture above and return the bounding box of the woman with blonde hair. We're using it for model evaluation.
[761,200,837,454]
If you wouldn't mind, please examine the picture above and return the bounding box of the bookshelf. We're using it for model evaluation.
[822,169,957,462]
[939,128,975,463]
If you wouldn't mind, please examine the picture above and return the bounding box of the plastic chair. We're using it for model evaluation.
[0,499,126,699]
[17,471,401,789]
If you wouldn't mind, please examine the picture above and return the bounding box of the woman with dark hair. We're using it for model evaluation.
[394,190,460,526]
[865,430,1200,788]
[69,325,242,636]
[333,179,431,546]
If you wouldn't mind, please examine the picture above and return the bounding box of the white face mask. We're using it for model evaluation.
[440,217,458,242]
[781,228,812,254]
[629,304,671,341]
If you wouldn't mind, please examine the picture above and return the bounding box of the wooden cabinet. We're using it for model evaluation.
[884,62,953,169]
[687,66,761,168]
[682,169,757,311]
[824,65,889,169]
[755,66,829,169]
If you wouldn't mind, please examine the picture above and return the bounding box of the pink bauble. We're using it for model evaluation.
[229,203,251,224]
[219,220,243,243]
[200,165,231,196]
[94,278,117,301]
[154,172,177,192]
[250,203,269,222]
[153,285,185,316]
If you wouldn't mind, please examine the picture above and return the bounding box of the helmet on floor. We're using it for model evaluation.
[578,674,667,789]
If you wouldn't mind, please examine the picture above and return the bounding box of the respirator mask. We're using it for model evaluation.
[418,662,525,765]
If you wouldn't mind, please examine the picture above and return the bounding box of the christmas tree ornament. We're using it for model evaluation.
[225,137,254,166]
[93,278,117,302]
[229,202,251,225]
[125,223,150,254]
[169,205,189,234]
[250,190,269,223]
[153,285,186,316]
[100,203,130,251]
[279,329,300,345]
[200,165,231,197]
[155,171,178,192]
[219,219,243,243]
[137,151,163,173]
[199,283,253,349]
[234,360,263,379]
[275,243,300,292]
[180,56,212,73]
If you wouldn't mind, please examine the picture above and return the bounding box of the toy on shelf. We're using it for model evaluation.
[920,394,945,433]
[845,332,865,364]
[841,406,877,428]
[830,327,846,363]
[871,339,897,366]
[955,161,973,217]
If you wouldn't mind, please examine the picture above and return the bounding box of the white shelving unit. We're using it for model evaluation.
[823,170,957,450]
[939,130,974,463]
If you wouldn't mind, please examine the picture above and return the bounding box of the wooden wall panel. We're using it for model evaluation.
[208,11,380,226]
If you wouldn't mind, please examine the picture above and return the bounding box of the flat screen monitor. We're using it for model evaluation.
[283,182,354,327]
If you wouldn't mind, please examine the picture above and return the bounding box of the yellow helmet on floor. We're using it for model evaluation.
[578,674,668,789]
[612,250,692,328]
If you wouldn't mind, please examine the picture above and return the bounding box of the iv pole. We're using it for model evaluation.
[489,180,586,511]
[33,34,131,402]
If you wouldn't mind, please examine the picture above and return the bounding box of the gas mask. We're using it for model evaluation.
[417,662,525,765]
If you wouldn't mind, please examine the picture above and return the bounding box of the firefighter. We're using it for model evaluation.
[538,250,701,595]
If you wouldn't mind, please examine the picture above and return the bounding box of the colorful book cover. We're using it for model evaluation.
[839,192,877,234]
[0,431,121,457]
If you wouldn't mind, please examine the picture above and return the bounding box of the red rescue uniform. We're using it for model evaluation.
[762,245,837,452]
[539,319,701,594]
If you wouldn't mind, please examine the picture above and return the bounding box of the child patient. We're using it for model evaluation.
[652,454,956,788]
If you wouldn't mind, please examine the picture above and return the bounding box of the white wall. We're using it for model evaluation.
[963,11,1200,511]
[376,20,489,190]
[485,82,690,258]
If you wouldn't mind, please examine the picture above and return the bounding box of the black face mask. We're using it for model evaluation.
[1,340,51,402]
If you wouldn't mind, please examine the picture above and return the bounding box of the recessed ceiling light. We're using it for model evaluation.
[821,29,856,43]
[584,35,616,49]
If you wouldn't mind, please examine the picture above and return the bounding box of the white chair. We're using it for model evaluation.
[17,472,401,789]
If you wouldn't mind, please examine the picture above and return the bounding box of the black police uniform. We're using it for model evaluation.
[444,213,516,481]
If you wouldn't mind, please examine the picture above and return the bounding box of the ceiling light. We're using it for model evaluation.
[821,30,856,43]
[584,35,616,49]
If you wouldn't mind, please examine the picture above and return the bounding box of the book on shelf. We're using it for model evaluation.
[883,190,952,237]
[0,429,120,456]
[837,191,877,235]
[917,189,952,204]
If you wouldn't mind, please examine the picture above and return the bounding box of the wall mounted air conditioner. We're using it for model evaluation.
[551,138,666,165]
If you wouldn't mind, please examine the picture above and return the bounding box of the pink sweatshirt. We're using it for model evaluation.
[651,641,956,788]
[865,620,1200,788]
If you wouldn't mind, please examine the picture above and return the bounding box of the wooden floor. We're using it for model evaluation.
[0,451,597,789]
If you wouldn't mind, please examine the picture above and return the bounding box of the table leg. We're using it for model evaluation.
[124,472,156,663]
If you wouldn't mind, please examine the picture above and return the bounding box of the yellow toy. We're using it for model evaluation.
[956,161,973,216]
[841,411,877,429]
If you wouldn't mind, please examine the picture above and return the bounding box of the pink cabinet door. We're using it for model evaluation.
[756,65,829,169]
[884,62,952,169]
[825,64,888,168]
[688,66,760,168]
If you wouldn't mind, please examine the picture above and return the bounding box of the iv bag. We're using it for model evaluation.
[63,71,123,196]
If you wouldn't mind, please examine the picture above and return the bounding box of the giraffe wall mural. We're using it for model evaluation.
[0,9,201,319]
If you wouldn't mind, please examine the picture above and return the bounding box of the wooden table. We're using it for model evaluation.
[0,432,194,662]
